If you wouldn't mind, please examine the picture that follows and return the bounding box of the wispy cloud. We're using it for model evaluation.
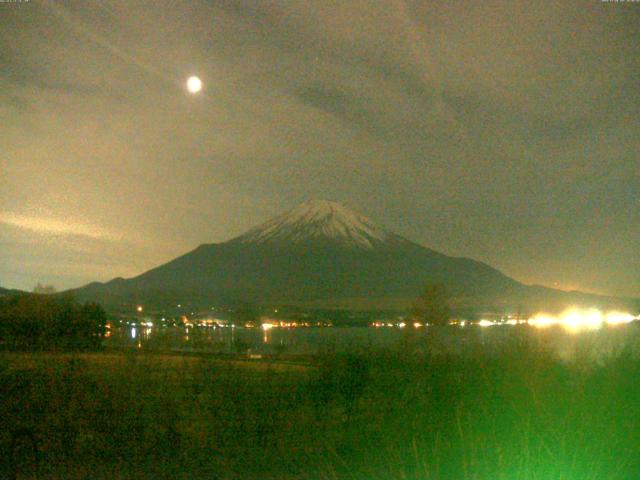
[0,212,119,241]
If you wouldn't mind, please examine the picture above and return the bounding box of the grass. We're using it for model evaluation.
[1,335,640,479]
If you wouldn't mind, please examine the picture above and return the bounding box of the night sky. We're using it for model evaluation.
[1,0,638,297]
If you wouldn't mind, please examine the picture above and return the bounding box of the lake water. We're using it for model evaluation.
[105,322,640,361]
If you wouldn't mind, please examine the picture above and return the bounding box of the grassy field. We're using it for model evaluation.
[2,338,640,479]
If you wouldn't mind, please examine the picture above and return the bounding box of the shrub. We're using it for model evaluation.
[0,294,107,351]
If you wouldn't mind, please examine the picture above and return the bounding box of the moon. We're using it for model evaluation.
[186,76,202,94]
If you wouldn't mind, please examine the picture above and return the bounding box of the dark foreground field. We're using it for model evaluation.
[2,338,640,479]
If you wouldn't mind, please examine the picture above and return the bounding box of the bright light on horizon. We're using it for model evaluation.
[605,311,637,325]
[527,308,637,332]
[478,319,495,327]
[472,308,637,331]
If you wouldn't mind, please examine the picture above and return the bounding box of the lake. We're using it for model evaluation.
[104,321,640,361]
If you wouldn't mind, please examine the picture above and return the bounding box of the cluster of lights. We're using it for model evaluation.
[528,309,637,332]
[449,320,468,327]
[125,307,636,335]
[196,318,226,328]
[371,321,407,328]
[476,309,638,332]
[368,310,637,332]
[372,320,482,328]
[477,318,527,327]
[260,320,332,330]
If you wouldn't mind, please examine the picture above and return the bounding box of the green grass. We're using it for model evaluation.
[1,339,640,479]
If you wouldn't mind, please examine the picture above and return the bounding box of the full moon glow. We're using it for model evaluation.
[186,76,202,94]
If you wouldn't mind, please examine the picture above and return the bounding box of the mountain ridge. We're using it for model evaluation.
[71,200,636,313]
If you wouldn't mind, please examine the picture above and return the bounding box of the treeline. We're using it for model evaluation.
[0,293,106,350]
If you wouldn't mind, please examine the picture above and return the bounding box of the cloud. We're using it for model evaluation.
[0,212,119,241]
[0,0,638,296]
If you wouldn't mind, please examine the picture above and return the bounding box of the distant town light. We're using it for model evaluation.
[527,308,637,333]
[136,305,143,313]
[478,319,495,327]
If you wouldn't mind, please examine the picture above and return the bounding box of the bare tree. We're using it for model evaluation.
[411,283,450,326]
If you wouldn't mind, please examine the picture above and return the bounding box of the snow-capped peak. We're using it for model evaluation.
[236,200,391,248]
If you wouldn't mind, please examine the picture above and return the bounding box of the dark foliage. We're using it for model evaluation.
[2,338,640,478]
[0,294,106,351]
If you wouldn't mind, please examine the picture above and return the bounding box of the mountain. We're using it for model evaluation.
[72,200,635,313]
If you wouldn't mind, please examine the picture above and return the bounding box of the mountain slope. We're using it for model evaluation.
[0,286,26,297]
[72,200,634,312]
